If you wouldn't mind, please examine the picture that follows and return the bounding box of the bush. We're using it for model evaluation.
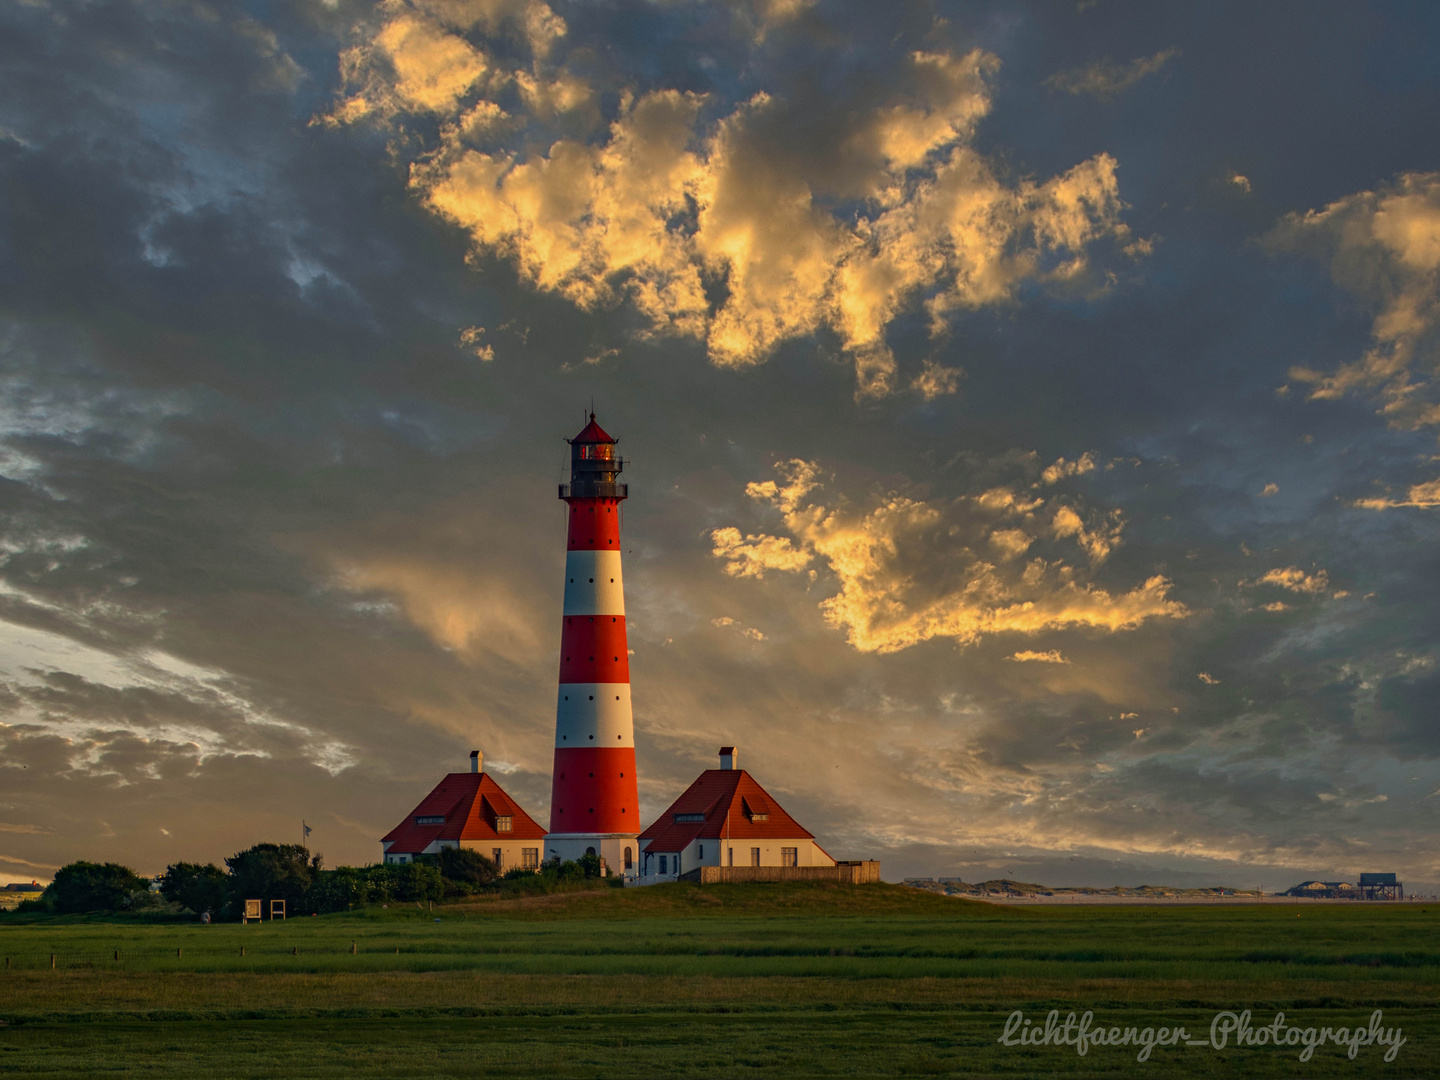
[157,862,228,917]
[389,861,444,902]
[307,866,377,914]
[42,861,152,914]
[576,853,604,879]
[305,862,443,913]
[439,846,498,885]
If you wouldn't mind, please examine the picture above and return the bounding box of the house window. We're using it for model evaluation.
[493,848,503,868]
[699,844,704,860]
[496,815,513,832]
[673,813,705,823]
[728,848,734,867]
[751,847,761,867]
[624,847,633,869]
[659,855,668,874]
[415,815,444,825]
[522,848,539,869]
[782,847,798,868]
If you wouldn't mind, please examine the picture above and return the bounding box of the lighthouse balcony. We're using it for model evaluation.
[559,481,628,499]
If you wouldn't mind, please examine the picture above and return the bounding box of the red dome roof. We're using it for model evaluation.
[571,413,615,444]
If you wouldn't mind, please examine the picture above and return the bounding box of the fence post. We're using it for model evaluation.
[177,947,182,959]
[114,950,119,962]
[292,945,298,956]
[51,953,56,970]
[350,940,356,955]
[241,946,245,957]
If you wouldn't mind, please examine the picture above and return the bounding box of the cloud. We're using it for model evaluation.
[1271,172,1440,430]
[1045,49,1180,102]
[1260,482,1278,496]
[911,359,964,400]
[1355,477,1440,509]
[713,460,1186,653]
[710,526,813,578]
[328,19,1135,395]
[1247,566,1330,594]
[1050,504,1124,562]
[458,325,495,360]
[1009,650,1069,664]
[1040,452,1097,485]
[1197,672,1220,684]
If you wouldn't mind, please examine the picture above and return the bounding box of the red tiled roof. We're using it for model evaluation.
[571,415,615,444]
[638,770,817,853]
[382,772,546,855]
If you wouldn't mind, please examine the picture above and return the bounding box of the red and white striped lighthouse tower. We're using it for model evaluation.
[544,414,640,874]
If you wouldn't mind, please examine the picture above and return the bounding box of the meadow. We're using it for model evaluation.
[1,882,1434,1077]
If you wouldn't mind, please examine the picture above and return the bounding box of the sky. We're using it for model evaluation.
[2,0,1440,891]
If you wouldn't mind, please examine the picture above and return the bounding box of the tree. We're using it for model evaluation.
[438,846,498,885]
[224,844,317,913]
[576,853,603,879]
[157,862,228,916]
[43,861,152,914]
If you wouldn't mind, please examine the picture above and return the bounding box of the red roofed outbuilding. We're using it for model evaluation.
[381,750,546,872]
[637,747,836,880]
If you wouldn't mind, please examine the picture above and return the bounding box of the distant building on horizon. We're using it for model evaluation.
[1281,874,1403,900]
[381,750,546,871]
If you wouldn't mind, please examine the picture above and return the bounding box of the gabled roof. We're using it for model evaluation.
[382,772,546,855]
[571,414,615,444]
[638,769,819,853]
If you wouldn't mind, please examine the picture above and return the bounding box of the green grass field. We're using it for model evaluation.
[1,882,1434,1077]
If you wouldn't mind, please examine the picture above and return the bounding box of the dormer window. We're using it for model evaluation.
[496,815,513,832]
[673,813,705,823]
[415,815,444,825]
[741,796,769,822]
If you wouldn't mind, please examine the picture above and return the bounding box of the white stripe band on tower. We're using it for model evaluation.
[562,550,625,616]
[554,683,634,746]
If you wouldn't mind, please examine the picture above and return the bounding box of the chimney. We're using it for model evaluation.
[719,746,736,770]
[470,749,482,774]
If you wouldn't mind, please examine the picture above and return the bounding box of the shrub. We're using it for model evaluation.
[389,861,444,902]
[439,846,498,885]
[42,861,152,914]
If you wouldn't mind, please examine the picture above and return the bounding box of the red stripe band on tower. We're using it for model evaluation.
[559,617,630,682]
[549,747,638,833]
[567,500,622,550]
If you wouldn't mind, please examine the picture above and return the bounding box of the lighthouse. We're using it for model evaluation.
[544,414,640,875]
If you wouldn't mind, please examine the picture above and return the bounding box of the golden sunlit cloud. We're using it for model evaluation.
[1009,649,1070,663]
[1246,566,1331,594]
[1040,452,1097,484]
[1355,477,1440,509]
[323,5,1138,396]
[713,459,1186,653]
[1271,172,1440,430]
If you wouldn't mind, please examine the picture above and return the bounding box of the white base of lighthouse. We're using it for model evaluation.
[545,832,639,877]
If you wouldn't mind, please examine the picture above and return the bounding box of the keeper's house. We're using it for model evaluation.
[381,750,546,872]
[638,747,840,881]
